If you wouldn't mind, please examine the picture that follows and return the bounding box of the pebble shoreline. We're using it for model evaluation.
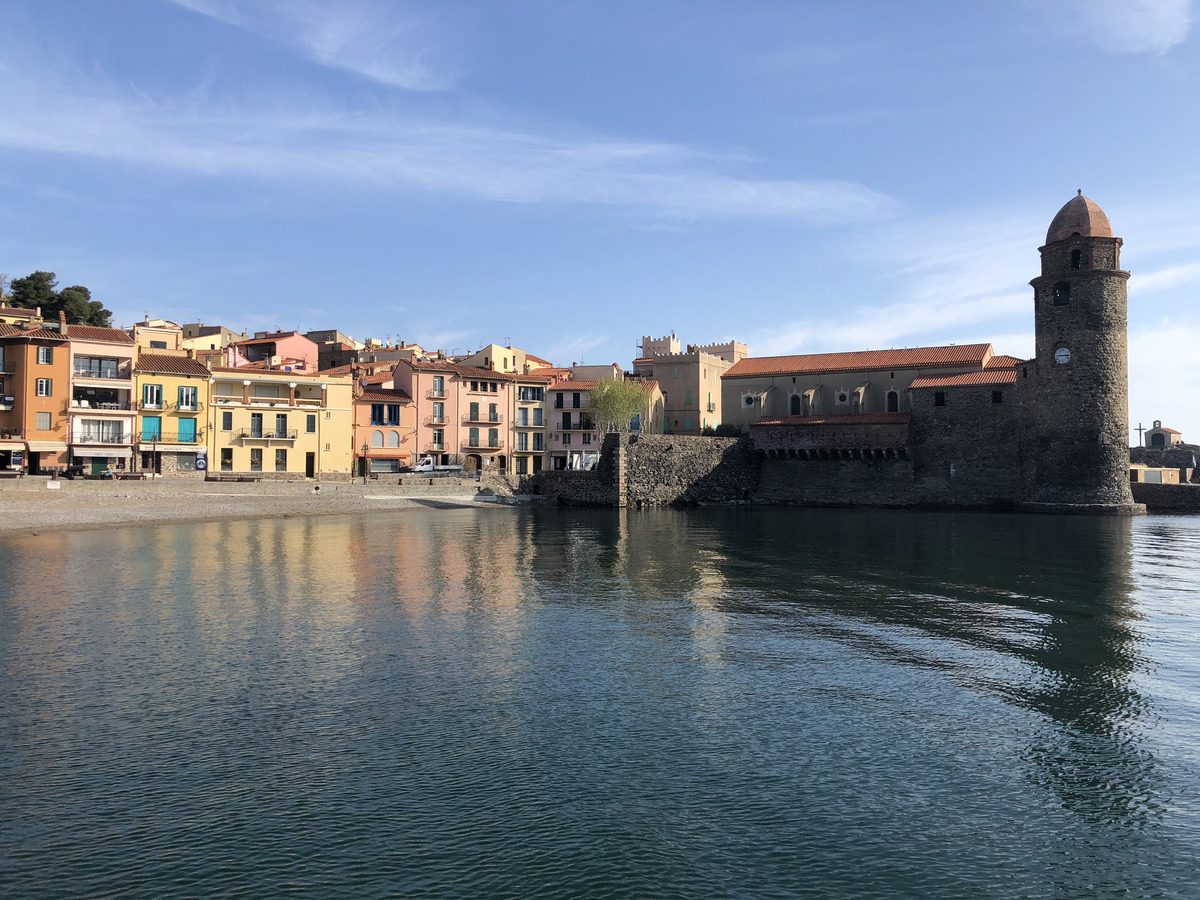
[0,478,520,537]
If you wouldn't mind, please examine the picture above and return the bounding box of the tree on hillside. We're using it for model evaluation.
[587,377,650,434]
[7,271,112,326]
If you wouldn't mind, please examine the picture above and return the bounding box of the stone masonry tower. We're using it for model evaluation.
[1023,192,1138,511]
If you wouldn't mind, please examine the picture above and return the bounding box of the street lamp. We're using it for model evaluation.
[362,442,369,484]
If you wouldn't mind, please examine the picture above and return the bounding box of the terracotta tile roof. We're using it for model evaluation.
[67,325,135,344]
[363,370,396,385]
[210,366,348,380]
[524,353,555,368]
[985,354,1024,368]
[909,370,1018,388]
[360,388,412,402]
[409,359,516,381]
[319,364,354,377]
[1157,427,1182,434]
[724,343,994,379]
[0,305,42,319]
[753,413,911,427]
[554,380,600,389]
[134,353,212,376]
[0,324,68,340]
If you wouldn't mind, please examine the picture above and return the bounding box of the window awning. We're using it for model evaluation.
[0,440,24,450]
[25,441,68,452]
[72,448,133,460]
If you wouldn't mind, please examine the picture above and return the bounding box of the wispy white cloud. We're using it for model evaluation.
[545,335,609,367]
[168,0,453,90]
[1131,261,1200,293]
[0,68,897,223]
[1061,0,1192,54]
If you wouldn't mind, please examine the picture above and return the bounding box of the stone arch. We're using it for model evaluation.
[887,390,899,413]
[1150,433,1165,448]
[789,394,802,415]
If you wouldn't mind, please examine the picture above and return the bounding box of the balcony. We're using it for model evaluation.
[425,389,447,400]
[139,431,205,445]
[73,432,133,445]
[238,428,298,445]
[138,400,205,413]
[73,399,133,412]
[0,428,24,440]
[423,442,446,454]
[559,421,596,431]
[707,402,716,413]
[73,364,133,381]
[461,438,504,451]
[0,395,14,412]
[423,415,447,426]
[462,412,503,425]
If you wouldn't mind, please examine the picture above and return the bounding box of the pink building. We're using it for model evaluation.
[353,386,416,476]
[227,331,319,372]
[393,358,515,473]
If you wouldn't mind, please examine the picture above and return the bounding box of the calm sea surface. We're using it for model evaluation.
[2,507,1200,898]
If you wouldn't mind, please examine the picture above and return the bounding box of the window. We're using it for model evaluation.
[1053,281,1070,305]
[36,378,53,397]
[371,430,384,448]
[533,433,543,451]
[177,454,196,471]
[887,391,899,413]
[370,403,386,425]
[516,457,528,475]
[178,418,197,443]
[75,357,119,378]
[630,414,641,432]
[37,346,53,365]
[490,382,498,393]
[36,412,51,431]
[432,375,445,397]
[533,408,543,426]
[178,386,198,411]
[142,383,162,409]
[275,449,287,472]
[306,414,316,433]
[1071,249,1082,270]
[519,386,543,402]
[432,402,444,424]
[470,381,479,392]
[222,411,233,431]
[685,390,692,405]
[387,404,401,426]
[563,432,572,445]
[518,432,529,451]
[518,407,528,426]
[469,427,480,448]
[790,394,802,415]
[149,340,168,350]
[992,391,1003,404]
[934,392,946,407]
[488,428,499,448]
[275,414,288,437]
[141,416,162,440]
[432,428,444,450]
[572,392,581,409]
[562,412,572,430]
[220,448,233,471]
[582,433,592,445]
[555,392,564,408]
[469,401,480,421]
[250,412,263,438]
[250,448,263,471]
[488,403,498,422]
[685,417,693,431]
[673,367,679,378]
[386,431,399,448]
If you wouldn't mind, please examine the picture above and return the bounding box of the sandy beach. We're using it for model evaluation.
[0,476,523,537]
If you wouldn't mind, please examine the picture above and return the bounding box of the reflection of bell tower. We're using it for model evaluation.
[1024,193,1138,510]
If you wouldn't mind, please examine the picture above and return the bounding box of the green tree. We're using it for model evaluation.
[7,271,112,326]
[587,377,650,434]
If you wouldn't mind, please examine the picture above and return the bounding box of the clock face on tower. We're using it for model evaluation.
[1054,347,1071,365]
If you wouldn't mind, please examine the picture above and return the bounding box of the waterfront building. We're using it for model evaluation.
[180,323,248,352]
[0,319,71,474]
[208,368,354,479]
[353,385,416,476]
[67,324,137,475]
[459,344,554,475]
[221,330,320,372]
[393,357,515,473]
[633,334,745,433]
[546,369,666,470]
[133,353,212,477]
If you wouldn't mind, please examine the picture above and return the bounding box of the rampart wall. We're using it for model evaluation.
[1131,482,1200,512]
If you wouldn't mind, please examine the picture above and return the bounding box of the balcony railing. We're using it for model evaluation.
[0,429,24,440]
[425,389,447,400]
[462,413,503,425]
[73,365,132,380]
[72,399,133,411]
[559,421,596,431]
[424,415,447,426]
[0,396,14,411]
[137,400,205,412]
[139,431,205,444]
[462,439,504,451]
[238,428,298,442]
[423,442,446,454]
[74,433,133,445]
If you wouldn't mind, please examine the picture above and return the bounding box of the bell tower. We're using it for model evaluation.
[1023,192,1138,510]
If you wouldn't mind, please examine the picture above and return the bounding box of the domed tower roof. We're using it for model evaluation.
[1045,190,1114,244]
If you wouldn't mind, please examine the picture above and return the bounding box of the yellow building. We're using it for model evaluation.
[208,367,354,479]
[134,353,213,477]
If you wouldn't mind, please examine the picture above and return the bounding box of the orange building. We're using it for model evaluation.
[0,322,72,474]
[354,386,416,475]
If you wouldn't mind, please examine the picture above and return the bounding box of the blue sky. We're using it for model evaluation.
[1,0,1198,442]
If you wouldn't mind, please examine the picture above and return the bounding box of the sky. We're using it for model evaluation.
[1,0,1198,443]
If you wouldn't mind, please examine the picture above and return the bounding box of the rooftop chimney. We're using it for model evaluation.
[59,311,67,331]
